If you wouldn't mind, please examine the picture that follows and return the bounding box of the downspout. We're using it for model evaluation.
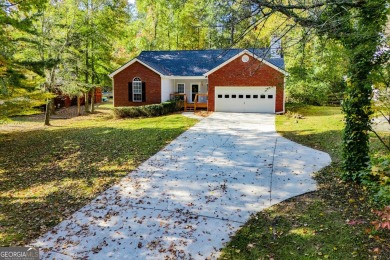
[112,77,115,107]
[283,76,286,113]
[172,78,176,102]
[275,76,286,114]
[161,77,163,102]
[205,75,209,112]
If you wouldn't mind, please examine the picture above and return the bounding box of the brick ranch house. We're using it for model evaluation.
[109,38,287,113]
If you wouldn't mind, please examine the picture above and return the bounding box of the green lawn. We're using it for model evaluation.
[1,104,388,257]
[276,105,344,161]
[0,109,197,246]
[220,104,389,259]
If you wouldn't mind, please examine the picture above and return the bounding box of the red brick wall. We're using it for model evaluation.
[113,61,161,107]
[208,54,285,112]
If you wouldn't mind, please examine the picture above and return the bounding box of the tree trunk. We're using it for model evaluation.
[342,77,372,178]
[168,30,170,50]
[44,98,51,126]
[90,35,95,113]
[339,1,387,180]
[84,92,90,113]
[341,41,376,178]
[90,87,95,113]
[230,23,235,45]
[77,96,81,116]
[154,18,158,41]
[50,97,56,115]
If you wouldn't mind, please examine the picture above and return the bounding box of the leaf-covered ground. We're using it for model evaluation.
[0,104,197,246]
[221,104,390,259]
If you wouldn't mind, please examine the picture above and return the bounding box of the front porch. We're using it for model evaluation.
[170,93,208,112]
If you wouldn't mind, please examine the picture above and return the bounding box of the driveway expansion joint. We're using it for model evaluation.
[269,137,278,203]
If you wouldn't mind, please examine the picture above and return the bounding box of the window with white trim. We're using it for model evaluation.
[133,77,142,102]
[177,83,185,93]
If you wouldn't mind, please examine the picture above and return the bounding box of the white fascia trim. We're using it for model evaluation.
[161,76,207,80]
[204,49,288,76]
[109,59,164,78]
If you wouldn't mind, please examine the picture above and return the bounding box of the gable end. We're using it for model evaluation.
[204,50,287,76]
[109,58,164,78]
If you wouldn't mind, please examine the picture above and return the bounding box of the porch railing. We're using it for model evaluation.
[170,93,208,112]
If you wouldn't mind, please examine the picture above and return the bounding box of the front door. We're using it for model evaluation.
[191,84,199,102]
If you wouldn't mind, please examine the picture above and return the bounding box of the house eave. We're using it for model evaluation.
[161,75,207,80]
[109,58,164,78]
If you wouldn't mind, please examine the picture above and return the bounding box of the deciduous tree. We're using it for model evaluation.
[241,0,390,181]
[0,0,49,118]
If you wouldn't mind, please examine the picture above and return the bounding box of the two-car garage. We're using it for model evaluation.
[214,86,276,113]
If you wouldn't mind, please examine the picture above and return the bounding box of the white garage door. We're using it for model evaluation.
[215,86,276,113]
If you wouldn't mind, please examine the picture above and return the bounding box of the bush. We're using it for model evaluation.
[113,101,179,119]
[286,80,331,105]
[359,155,390,205]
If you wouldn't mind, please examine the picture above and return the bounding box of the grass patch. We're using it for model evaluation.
[97,100,114,110]
[0,109,197,246]
[277,105,344,161]
[221,104,390,259]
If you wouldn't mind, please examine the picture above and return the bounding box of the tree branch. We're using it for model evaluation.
[370,126,390,152]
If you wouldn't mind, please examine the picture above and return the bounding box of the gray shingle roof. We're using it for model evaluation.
[115,49,285,77]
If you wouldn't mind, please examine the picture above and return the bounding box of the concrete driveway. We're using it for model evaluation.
[33,113,331,259]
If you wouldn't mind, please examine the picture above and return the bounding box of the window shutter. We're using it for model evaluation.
[142,82,146,102]
[128,82,133,102]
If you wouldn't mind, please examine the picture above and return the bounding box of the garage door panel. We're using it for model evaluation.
[215,87,275,113]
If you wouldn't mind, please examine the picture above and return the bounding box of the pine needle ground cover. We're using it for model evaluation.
[221,104,389,259]
[0,107,197,246]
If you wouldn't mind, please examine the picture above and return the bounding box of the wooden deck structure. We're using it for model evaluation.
[170,93,208,112]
